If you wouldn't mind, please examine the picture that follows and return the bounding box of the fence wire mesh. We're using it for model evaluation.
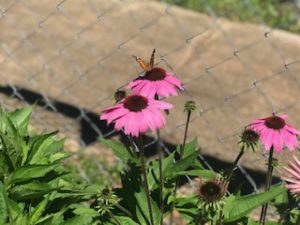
[1,0,300,219]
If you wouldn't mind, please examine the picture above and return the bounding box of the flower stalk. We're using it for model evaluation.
[259,146,274,225]
[107,210,122,225]
[157,129,164,225]
[138,136,155,225]
[226,146,245,181]
[169,101,195,225]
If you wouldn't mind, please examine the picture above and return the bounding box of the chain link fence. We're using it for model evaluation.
[1,0,300,219]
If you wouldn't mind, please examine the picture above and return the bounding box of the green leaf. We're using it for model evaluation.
[49,152,70,163]
[180,138,198,158]
[9,163,58,184]
[9,181,56,201]
[148,152,175,189]
[0,182,7,224]
[7,199,24,221]
[167,151,199,178]
[223,184,286,222]
[113,216,139,225]
[27,131,59,164]
[0,112,23,168]
[101,139,133,163]
[173,169,216,179]
[175,195,198,221]
[71,204,99,218]
[36,211,65,225]
[9,106,32,136]
[135,189,161,225]
[63,215,93,225]
[28,195,50,225]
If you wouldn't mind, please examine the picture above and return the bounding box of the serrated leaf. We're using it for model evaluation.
[49,152,70,163]
[0,182,7,224]
[0,112,23,168]
[6,199,24,221]
[101,138,133,162]
[28,195,50,225]
[28,131,59,164]
[9,163,58,184]
[9,181,56,201]
[9,106,32,136]
[223,184,286,222]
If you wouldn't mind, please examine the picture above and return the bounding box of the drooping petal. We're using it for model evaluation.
[260,129,274,151]
[285,124,300,135]
[273,131,283,152]
[148,99,173,110]
[128,79,144,88]
[101,107,129,124]
[165,73,183,88]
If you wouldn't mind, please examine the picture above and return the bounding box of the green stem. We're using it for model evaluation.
[107,210,122,225]
[138,136,154,225]
[226,146,245,181]
[157,130,164,225]
[128,136,137,157]
[296,211,300,225]
[115,203,132,217]
[259,147,274,225]
[169,110,192,225]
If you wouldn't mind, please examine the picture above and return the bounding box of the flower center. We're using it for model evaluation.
[123,95,148,112]
[114,90,126,102]
[241,129,259,143]
[200,181,221,198]
[264,116,286,130]
[144,67,166,81]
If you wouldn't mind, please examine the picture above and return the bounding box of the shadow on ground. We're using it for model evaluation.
[0,85,280,194]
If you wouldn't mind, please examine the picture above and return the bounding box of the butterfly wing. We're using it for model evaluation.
[149,48,155,69]
[134,56,151,72]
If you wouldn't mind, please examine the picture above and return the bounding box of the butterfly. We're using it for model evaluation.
[133,48,156,72]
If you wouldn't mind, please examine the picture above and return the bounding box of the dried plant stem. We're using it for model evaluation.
[259,147,274,225]
[169,110,192,225]
[138,135,154,225]
[226,145,245,181]
[157,130,164,225]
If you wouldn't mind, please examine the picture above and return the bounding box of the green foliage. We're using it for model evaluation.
[165,0,300,33]
[1,106,297,224]
[0,107,100,224]
[223,184,286,222]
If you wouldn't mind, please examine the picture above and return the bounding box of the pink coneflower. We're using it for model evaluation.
[129,49,183,98]
[249,114,300,153]
[100,94,173,137]
[281,156,300,195]
[128,68,183,98]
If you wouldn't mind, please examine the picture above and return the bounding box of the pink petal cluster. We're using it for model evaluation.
[249,114,300,153]
[128,67,183,98]
[100,94,172,137]
[281,156,300,195]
